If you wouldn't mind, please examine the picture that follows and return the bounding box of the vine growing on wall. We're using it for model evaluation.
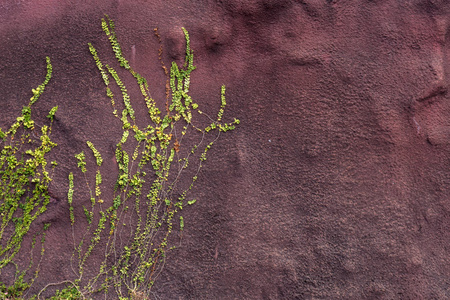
[0,57,57,299]
[38,15,239,299]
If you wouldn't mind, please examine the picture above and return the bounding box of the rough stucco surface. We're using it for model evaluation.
[2,0,450,299]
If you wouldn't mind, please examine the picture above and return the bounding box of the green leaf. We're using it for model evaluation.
[47,106,58,120]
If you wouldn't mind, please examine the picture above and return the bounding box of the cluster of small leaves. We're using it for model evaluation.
[68,172,74,224]
[47,284,82,300]
[87,141,103,167]
[0,58,56,298]
[75,151,86,173]
[46,106,58,121]
[64,16,239,299]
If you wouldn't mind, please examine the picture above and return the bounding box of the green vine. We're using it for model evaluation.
[0,15,238,299]
[54,15,239,299]
[0,57,56,299]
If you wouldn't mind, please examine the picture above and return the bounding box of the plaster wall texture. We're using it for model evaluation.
[2,0,450,299]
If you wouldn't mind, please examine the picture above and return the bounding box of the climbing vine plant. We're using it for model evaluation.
[36,16,239,299]
[0,57,57,299]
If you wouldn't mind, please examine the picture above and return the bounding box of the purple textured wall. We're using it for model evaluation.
[2,0,450,299]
